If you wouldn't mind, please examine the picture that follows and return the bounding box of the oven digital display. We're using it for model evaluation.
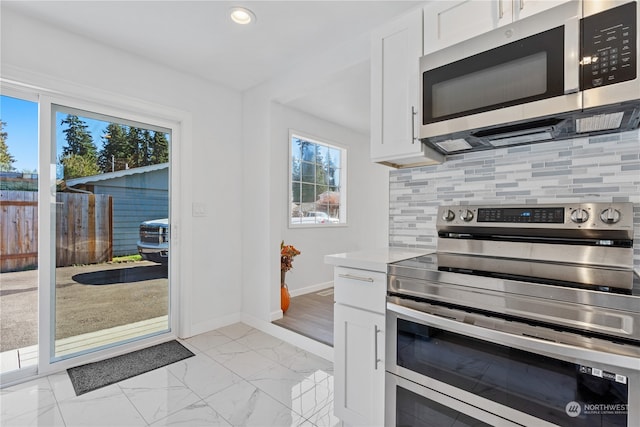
[477,207,564,223]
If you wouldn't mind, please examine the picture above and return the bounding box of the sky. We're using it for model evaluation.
[1,95,38,172]
[1,94,109,173]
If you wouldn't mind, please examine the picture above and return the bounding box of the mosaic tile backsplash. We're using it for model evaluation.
[389,129,640,269]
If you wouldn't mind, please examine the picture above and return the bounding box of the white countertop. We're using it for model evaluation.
[324,247,431,272]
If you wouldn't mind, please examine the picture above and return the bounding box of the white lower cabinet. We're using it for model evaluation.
[334,305,385,427]
[333,267,386,427]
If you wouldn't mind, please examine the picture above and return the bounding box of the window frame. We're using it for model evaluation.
[288,129,347,228]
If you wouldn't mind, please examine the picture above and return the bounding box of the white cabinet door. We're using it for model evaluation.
[424,0,572,54]
[370,7,427,165]
[423,0,511,54]
[513,0,571,20]
[334,304,385,427]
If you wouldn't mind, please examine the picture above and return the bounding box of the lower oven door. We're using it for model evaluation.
[386,299,639,427]
[385,371,523,426]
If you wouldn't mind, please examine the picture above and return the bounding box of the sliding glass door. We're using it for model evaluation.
[52,105,171,360]
[1,84,179,382]
[0,93,40,379]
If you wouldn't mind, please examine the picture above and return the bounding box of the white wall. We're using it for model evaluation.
[3,6,391,337]
[271,103,389,297]
[241,35,391,321]
[1,7,244,337]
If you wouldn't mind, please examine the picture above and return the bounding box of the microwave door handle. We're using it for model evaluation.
[564,15,580,94]
[411,106,417,144]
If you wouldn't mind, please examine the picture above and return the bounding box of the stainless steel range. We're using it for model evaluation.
[385,202,640,427]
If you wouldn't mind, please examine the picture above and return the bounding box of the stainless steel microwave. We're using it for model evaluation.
[419,0,640,155]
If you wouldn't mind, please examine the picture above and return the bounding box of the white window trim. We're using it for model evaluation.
[288,129,347,229]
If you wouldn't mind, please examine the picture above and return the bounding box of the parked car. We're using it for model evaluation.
[291,211,340,225]
[137,218,169,264]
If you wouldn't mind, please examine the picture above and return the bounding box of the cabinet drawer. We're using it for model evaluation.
[334,267,387,314]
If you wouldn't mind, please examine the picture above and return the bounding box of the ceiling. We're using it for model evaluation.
[3,1,422,134]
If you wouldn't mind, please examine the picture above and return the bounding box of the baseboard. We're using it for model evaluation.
[288,280,333,298]
[241,314,333,362]
[270,309,283,322]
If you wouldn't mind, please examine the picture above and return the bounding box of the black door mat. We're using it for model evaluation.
[67,340,194,396]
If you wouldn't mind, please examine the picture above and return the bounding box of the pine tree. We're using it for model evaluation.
[59,115,99,179]
[98,123,129,172]
[150,131,169,164]
[127,127,144,168]
[140,129,152,166]
[0,120,16,172]
[60,115,97,158]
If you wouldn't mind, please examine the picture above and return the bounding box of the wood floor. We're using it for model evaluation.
[272,287,334,347]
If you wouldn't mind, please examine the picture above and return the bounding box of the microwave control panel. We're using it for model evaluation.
[581,1,637,90]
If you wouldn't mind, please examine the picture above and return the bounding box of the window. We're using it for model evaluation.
[289,131,346,226]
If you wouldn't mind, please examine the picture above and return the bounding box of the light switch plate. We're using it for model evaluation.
[192,202,207,217]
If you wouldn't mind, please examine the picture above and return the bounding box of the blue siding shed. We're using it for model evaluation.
[67,164,168,256]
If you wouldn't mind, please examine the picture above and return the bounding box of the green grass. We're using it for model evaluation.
[111,254,143,263]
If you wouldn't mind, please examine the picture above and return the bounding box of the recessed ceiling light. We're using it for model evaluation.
[230,7,256,25]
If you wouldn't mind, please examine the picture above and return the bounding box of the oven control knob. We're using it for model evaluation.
[460,209,474,222]
[570,208,589,224]
[442,209,456,222]
[600,208,621,224]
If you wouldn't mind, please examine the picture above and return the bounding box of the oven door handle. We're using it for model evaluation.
[387,301,640,370]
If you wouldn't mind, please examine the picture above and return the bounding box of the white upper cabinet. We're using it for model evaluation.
[370,0,571,168]
[370,7,444,168]
[424,0,571,54]
[514,0,572,20]
[424,0,511,54]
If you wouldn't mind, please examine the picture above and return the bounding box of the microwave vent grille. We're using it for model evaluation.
[576,112,625,133]
[489,131,554,147]
[435,139,472,153]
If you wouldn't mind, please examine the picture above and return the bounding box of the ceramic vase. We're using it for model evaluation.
[280,271,290,313]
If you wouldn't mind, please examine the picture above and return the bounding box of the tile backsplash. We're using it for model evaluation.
[389,129,640,269]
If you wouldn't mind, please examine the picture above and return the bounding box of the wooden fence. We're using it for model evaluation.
[0,191,113,272]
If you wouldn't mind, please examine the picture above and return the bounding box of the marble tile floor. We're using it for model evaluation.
[0,323,342,427]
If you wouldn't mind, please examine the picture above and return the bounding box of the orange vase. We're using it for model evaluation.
[280,271,290,313]
[281,284,291,313]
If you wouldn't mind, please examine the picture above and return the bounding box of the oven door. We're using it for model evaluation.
[419,1,581,141]
[386,299,639,427]
[385,372,523,427]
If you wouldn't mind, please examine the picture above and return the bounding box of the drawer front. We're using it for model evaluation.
[334,267,387,314]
